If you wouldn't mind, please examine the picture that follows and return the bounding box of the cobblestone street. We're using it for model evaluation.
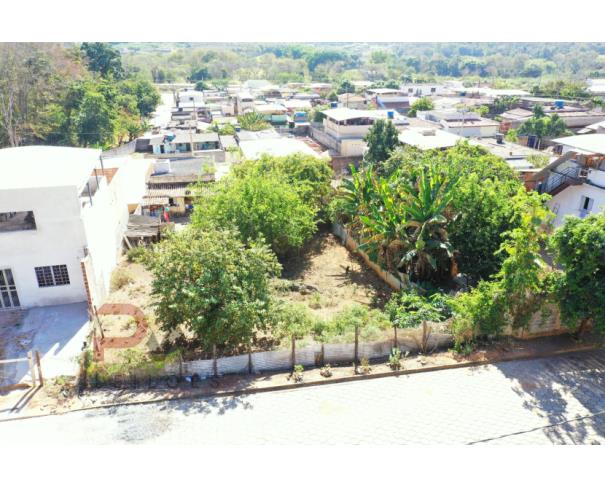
[3,351,605,444]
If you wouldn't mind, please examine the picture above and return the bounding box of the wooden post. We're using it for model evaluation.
[212,345,218,377]
[291,336,296,370]
[393,326,398,349]
[27,350,36,387]
[354,324,359,365]
[35,350,43,387]
[248,343,253,374]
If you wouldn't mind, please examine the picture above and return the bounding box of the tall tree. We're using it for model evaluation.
[80,42,124,79]
[363,119,399,166]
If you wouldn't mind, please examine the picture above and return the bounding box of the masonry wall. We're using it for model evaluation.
[0,186,88,307]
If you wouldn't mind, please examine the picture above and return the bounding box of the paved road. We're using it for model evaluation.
[2,351,605,444]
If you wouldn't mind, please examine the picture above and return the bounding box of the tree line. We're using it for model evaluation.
[0,42,160,149]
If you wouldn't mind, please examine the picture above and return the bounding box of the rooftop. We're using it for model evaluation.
[239,137,321,160]
[0,146,101,190]
[551,134,605,155]
[398,128,462,150]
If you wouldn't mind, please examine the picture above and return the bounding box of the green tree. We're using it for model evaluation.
[407,97,434,117]
[80,42,124,79]
[363,119,399,165]
[147,228,280,351]
[237,112,270,131]
[337,79,355,95]
[192,171,317,257]
[550,213,605,335]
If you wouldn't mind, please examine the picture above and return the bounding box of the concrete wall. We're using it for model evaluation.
[549,182,605,227]
[0,186,88,307]
[81,176,129,307]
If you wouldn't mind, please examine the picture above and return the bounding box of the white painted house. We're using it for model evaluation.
[0,146,130,310]
[532,134,605,227]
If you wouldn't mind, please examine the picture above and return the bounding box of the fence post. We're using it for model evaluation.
[35,350,43,387]
[248,342,253,374]
[212,345,218,377]
[291,336,296,370]
[354,325,359,365]
[393,326,398,349]
[27,350,36,387]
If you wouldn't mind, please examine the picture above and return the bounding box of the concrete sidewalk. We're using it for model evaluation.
[0,302,90,387]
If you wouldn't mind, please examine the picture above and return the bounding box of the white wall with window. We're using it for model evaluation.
[548,183,605,227]
[0,185,89,308]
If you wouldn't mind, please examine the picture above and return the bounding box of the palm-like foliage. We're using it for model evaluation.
[335,163,458,283]
[398,164,458,281]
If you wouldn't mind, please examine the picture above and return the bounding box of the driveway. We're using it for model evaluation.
[0,302,90,387]
[2,350,605,444]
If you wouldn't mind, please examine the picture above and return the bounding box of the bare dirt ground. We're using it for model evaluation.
[100,260,164,363]
[278,230,393,320]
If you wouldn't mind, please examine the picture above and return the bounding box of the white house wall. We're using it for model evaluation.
[81,177,129,306]
[0,186,88,307]
[549,183,605,227]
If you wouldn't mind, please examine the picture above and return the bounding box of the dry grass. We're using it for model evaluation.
[278,231,393,320]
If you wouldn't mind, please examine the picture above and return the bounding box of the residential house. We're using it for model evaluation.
[418,110,499,138]
[311,108,404,157]
[398,128,462,151]
[142,159,215,218]
[0,146,132,309]
[235,92,255,115]
[254,103,289,125]
[531,134,605,226]
[239,137,323,160]
[338,93,368,110]
[400,83,448,97]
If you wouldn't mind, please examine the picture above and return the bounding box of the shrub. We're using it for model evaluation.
[386,291,452,329]
[325,304,391,343]
[146,227,280,350]
[320,363,333,377]
[388,347,403,370]
[126,246,148,263]
[111,268,134,291]
[292,364,304,382]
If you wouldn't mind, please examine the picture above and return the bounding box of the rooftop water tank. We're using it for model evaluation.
[330,101,338,108]
[387,110,395,119]
[554,100,565,109]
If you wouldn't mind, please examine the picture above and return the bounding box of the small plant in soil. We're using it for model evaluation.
[360,357,371,374]
[291,364,304,383]
[388,347,402,370]
[320,363,332,377]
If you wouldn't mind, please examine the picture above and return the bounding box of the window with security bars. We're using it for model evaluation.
[35,265,70,287]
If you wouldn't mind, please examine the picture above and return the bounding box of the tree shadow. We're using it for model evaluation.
[496,350,605,444]
[280,229,332,280]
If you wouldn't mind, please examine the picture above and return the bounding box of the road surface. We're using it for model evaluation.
[2,351,605,444]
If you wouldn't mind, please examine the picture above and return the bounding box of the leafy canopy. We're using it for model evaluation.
[146,228,281,350]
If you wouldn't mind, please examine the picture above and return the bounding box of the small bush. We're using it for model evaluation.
[326,304,391,343]
[126,246,148,263]
[308,292,323,309]
[292,364,304,382]
[388,347,402,370]
[386,290,452,329]
[360,357,371,374]
[320,363,332,377]
[111,268,134,291]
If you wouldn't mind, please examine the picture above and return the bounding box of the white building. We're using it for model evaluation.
[400,83,446,97]
[0,146,131,310]
[532,135,605,227]
[418,110,499,138]
[313,108,406,157]
[398,128,462,150]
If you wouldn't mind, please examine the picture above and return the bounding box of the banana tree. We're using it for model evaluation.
[398,164,458,282]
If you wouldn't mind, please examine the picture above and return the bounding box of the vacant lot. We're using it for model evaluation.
[278,230,393,320]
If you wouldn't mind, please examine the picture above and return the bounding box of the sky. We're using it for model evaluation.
[4,0,605,43]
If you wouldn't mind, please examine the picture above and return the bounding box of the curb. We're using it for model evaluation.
[0,342,601,424]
